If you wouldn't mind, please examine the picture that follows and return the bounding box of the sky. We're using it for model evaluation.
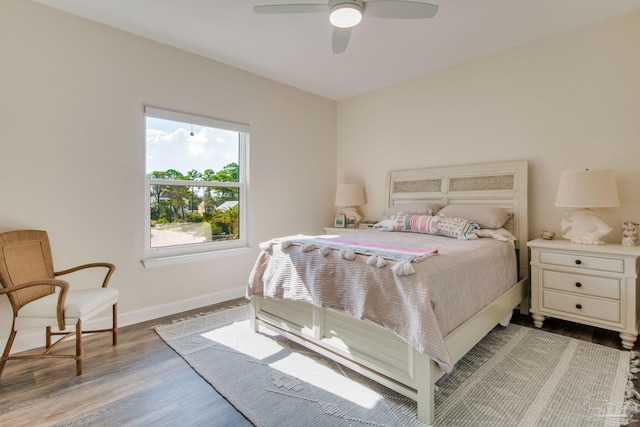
[146,117,239,176]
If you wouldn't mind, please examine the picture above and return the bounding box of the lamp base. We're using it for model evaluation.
[341,206,362,226]
[560,208,612,245]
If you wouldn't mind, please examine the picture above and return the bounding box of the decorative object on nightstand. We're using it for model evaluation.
[346,216,356,228]
[622,221,639,247]
[334,183,365,227]
[554,169,620,245]
[540,230,555,240]
[528,238,640,350]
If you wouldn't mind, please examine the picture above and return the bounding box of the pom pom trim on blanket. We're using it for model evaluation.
[270,237,436,276]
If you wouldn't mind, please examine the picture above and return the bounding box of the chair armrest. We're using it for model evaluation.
[55,262,116,288]
[0,279,70,330]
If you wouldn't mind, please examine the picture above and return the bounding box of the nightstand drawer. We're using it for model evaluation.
[539,251,624,273]
[542,290,620,323]
[541,270,621,300]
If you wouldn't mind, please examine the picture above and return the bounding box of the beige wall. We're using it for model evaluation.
[338,11,640,243]
[0,1,337,351]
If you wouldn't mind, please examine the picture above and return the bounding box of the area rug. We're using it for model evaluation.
[155,304,636,426]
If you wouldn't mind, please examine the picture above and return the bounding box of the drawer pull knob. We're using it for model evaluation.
[575,282,582,288]
[575,259,582,265]
[576,304,583,310]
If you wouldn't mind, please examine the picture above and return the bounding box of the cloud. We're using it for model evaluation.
[146,123,238,175]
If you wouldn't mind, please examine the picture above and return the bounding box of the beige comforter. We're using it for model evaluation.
[247,229,517,372]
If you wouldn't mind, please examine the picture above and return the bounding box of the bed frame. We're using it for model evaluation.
[249,160,529,424]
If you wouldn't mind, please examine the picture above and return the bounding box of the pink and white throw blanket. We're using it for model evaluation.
[260,235,438,276]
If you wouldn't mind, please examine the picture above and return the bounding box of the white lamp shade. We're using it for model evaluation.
[555,169,620,208]
[334,183,365,206]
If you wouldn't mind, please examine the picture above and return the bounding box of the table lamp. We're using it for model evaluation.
[334,183,365,226]
[554,169,620,245]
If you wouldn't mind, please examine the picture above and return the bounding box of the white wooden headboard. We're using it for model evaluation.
[386,160,528,280]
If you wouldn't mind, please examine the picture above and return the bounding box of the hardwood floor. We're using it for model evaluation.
[0,300,637,426]
[0,298,252,427]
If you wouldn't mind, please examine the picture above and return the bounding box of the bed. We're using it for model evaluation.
[247,160,529,424]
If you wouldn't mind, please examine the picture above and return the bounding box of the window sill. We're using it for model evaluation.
[141,246,252,268]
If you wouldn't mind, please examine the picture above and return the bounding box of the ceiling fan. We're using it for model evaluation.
[254,0,439,54]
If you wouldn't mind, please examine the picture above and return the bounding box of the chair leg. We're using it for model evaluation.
[75,320,82,376]
[112,303,118,346]
[0,329,17,379]
[46,326,52,348]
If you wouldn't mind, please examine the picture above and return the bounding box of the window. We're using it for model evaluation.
[143,106,249,266]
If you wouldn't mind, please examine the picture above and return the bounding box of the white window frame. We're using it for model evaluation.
[142,106,250,267]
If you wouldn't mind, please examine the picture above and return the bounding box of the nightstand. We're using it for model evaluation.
[527,238,640,349]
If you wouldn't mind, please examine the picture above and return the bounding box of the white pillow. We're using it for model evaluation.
[374,218,394,229]
[438,205,512,229]
[383,202,443,219]
[477,228,517,241]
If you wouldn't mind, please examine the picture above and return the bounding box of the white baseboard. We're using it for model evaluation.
[3,286,246,355]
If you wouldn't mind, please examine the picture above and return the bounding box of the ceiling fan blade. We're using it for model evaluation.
[332,27,351,54]
[253,4,329,14]
[363,0,438,19]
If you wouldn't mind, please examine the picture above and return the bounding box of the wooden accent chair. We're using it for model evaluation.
[0,230,118,378]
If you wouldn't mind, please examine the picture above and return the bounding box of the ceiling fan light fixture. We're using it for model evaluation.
[329,3,362,28]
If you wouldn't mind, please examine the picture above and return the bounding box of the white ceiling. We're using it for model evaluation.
[35,0,640,101]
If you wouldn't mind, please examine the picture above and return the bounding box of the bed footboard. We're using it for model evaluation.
[250,277,527,424]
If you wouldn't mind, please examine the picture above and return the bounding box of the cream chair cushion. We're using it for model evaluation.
[15,288,119,330]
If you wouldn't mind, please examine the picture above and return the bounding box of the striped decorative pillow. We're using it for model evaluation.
[406,214,440,234]
[393,214,479,240]
[436,216,479,240]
